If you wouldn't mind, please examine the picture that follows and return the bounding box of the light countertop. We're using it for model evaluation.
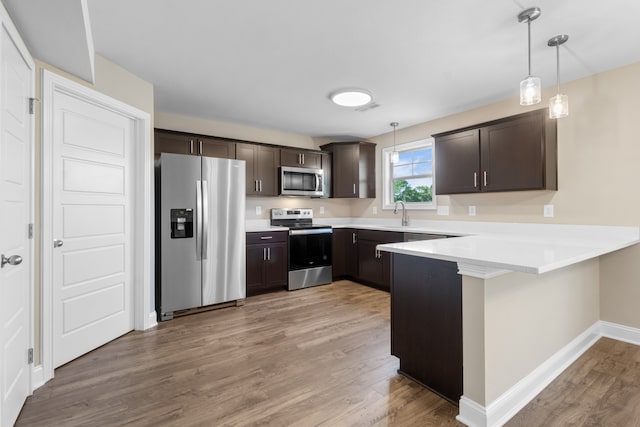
[246,218,639,276]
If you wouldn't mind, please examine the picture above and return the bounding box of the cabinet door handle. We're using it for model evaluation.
[255,180,258,192]
[199,140,203,155]
[375,249,380,259]
[483,171,487,187]
[474,172,477,187]
[353,183,356,195]
[190,139,194,154]
[352,232,357,244]
[263,247,267,261]
[267,247,271,261]
[302,153,305,164]
[259,180,263,192]
[260,236,273,240]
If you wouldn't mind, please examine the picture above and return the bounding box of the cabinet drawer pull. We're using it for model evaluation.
[353,183,356,195]
[474,172,477,187]
[483,171,487,187]
[260,236,273,240]
[190,139,194,154]
[302,153,305,164]
[199,140,203,155]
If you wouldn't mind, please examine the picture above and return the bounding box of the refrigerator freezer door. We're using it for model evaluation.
[202,157,246,305]
[159,153,203,315]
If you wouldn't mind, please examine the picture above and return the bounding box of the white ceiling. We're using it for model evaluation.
[7,0,640,139]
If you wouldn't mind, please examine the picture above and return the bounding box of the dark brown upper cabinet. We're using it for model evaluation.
[433,109,557,194]
[280,148,322,169]
[199,136,236,159]
[154,129,235,159]
[154,129,195,156]
[236,143,280,197]
[319,141,376,198]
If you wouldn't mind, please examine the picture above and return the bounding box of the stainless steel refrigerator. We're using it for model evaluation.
[155,153,246,320]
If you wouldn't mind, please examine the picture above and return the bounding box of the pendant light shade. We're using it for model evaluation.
[548,34,569,119]
[518,7,541,106]
[520,76,541,106]
[390,122,399,164]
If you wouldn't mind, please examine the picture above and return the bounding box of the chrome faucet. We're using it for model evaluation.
[393,201,409,227]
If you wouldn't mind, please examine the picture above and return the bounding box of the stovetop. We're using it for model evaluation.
[270,208,331,230]
[284,223,332,230]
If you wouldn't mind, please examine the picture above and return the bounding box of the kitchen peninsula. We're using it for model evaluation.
[371,219,639,426]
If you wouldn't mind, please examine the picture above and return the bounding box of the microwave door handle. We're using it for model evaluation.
[315,174,319,192]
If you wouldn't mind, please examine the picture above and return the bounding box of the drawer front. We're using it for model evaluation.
[357,229,404,243]
[247,231,288,245]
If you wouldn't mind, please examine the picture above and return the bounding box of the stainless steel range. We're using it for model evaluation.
[271,208,332,290]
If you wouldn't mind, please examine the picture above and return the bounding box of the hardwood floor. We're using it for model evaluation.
[16,281,460,426]
[508,337,640,427]
[16,281,640,426]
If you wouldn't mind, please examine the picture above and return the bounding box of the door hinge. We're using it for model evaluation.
[28,223,34,239]
[28,97,38,115]
[28,348,33,364]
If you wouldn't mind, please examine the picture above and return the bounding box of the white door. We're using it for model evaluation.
[0,25,33,427]
[52,90,134,368]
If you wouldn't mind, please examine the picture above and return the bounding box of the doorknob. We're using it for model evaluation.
[53,239,64,248]
[1,254,22,268]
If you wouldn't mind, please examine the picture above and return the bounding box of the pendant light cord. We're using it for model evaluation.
[556,44,560,93]
[527,19,532,76]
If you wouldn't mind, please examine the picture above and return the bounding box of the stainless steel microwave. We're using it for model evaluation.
[280,166,325,197]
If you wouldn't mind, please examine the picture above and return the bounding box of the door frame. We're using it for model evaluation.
[40,70,154,384]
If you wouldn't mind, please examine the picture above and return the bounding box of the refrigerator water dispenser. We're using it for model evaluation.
[170,209,193,238]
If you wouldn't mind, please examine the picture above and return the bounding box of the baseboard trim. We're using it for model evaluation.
[457,397,488,427]
[31,364,45,390]
[600,320,640,346]
[457,321,602,427]
[146,311,158,330]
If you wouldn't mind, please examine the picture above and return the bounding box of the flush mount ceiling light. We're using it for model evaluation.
[390,122,399,164]
[548,34,569,119]
[329,88,373,107]
[518,7,542,106]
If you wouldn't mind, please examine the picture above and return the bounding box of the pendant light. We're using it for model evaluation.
[547,34,569,119]
[518,7,542,106]
[390,122,399,164]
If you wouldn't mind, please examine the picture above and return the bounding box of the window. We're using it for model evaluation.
[382,138,436,210]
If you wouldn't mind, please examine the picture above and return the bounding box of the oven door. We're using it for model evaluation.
[288,228,333,290]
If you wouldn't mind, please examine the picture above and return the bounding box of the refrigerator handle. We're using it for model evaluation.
[196,180,202,260]
[202,180,209,259]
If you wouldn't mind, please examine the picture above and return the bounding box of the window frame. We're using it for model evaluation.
[382,137,437,210]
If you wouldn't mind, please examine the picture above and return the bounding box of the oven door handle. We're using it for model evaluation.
[289,228,333,236]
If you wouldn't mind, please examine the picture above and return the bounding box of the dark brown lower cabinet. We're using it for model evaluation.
[391,254,462,404]
[357,230,404,291]
[246,231,288,296]
[332,228,358,279]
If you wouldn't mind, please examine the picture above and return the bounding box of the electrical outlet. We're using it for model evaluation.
[319,206,325,214]
[543,204,554,218]
[255,206,262,216]
[437,205,450,216]
[468,205,476,216]
[372,206,377,215]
